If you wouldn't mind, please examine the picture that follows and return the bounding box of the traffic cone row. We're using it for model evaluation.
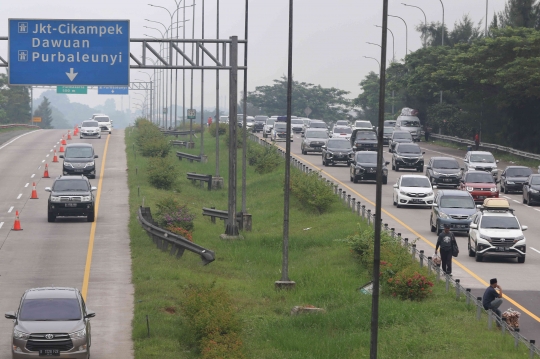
[61,135,67,145]
[67,130,72,140]
[43,163,50,178]
[30,182,38,199]
[52,150,58,162]
[74,126,79,136]
[13,211,22,231]
[59,144,64,153]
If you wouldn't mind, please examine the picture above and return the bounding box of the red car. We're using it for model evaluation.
[460,171,499,203]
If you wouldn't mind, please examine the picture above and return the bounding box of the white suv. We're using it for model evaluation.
[263,117,276,138]
[464,151,499,179]
[91,114,112,134]
[468,199,527,263]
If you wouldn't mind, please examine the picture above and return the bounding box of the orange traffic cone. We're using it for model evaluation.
[43,163,50,178]
[52,150,58,163]
[61,135,67,145]
[30,182,38,199]
[67,131,72,140]
[59,144,64,153]
[12,211,22,231]
[74,127,78,135]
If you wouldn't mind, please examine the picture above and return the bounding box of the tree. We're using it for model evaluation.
[0,73,31,124]
[416,15,482,47]
[498,0,540,29]
[246,76,351,123]
[34,97,53,129]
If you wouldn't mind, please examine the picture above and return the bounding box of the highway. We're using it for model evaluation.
[262,132,540,339]
[0,129,133,359]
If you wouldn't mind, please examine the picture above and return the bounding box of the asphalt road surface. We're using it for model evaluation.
[0,129,133,358]
[259,132,540,340]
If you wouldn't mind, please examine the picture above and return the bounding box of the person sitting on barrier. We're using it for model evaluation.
[435,224,456,275]
[483,278,503,326]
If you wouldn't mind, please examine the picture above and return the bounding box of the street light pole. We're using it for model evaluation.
[215,0,221,178]
[241,0,249,215]
[363,56,380,69]
[375,25,394,62]
[402,3,427,47]
[438,0,445,103]
[200,0,205,157]
[389,14,408,55]
[485,0,489,37]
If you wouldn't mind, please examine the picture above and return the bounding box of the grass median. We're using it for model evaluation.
[126,127,529,358]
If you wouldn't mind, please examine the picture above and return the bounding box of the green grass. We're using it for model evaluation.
[0,126,37,134]
[127,128,530,359]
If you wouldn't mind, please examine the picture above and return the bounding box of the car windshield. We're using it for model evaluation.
[254,116,268,121]
[481,216,520,229]
[433,159,460,169]
[82,121,99,128]
[306,131,328,139]
[397,145,421,154]
[401,177,431,187]
[274,124,286,131]
[310,122,326,128]
[355,131,376,140]
[291,119,304,125]
[94,116,109,122]
[470,154,495,162]
[333,127,352,134]
[65,147,93,158]
[383,127,394,135]
[531,177,540,185]
[440,196,476,209]
[506,168,532,177]
[19,298,82,321]
[327,140,350,149]
[266,119,276,125]
[53,180,89,191]
[400,120,420,127]
[355,121,371,128]
[336,121,348,126]
[255,119,266,124]
[384,121,396,126]
[393,132,412,139]
[465,173,494,183]
[356,153,377,163]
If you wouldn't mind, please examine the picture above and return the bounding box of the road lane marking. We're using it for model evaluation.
[535,209,540,212]
[16,194,22,200]
[31,174,35,178]
[41,160,45,163]
[81,134,110,300]
[296,153,540,323]
[46,154,49,157]
[0,130,41,151]
[50,149,53,152]
[530,247,540,254]
[24,183,29,188]
[513,200,520,203]
[8,207,13,213]
[0,222,3,229]
[503,196,511,199]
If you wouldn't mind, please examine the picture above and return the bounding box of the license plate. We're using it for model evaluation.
[478,196,486,199]
[74,169,83,173]
[39,349,60,356]
[443,179,452,182]
[65,203,77,207]
[411,199,423,203]
[496,247,508,252]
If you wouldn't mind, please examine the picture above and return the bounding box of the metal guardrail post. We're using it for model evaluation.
[384,223,388,232]
[334,185,338,195]
[466,289,471,306]
[419,250,424,267]
[445,274,450,292]
[362,205,366,218]
[530,340,536,359]
[342,191,347,203]
[488,309,493,330]
[411,244,416,259]
[347,194,351,208]
[391,228,395,238]
[455,279,461,300]
[436,266,441,281]
[356,202,361,216]
[367,209,371,225]
[338,188,342,198]
[515,329,520,348]
[477,297,482,320]
[351,198,356,212]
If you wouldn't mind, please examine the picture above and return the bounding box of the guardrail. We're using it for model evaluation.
[431,134,540,162]
[138,206,215,265]
[0,124,40,129]
[187,172,213,190]
[161,130,197,136]
[176,151,204,163]
[170,140,188,147]
[247,132,540,357]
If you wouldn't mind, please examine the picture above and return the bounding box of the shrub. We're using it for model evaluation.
[139,136,171,157]
[386,266,434,301]
[247,142,282,174]
[165,225,193,241]
[208,123,227,137]
[289,169,336,213]
[224,127,247,148]
[147,156,178,189]
[155,197,195,232]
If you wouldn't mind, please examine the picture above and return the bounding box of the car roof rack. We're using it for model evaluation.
[478,198,514,214]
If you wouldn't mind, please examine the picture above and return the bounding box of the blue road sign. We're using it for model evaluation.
[8,19,130,86]
[98,86,129,95]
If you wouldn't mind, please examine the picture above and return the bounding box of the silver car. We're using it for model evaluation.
[5,287,94,359]
[79,120,101,139]
[301,129,329,154]
[395,116,422,142]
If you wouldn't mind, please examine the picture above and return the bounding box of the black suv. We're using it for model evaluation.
[350,151,389,184]
[392,143,424,172]
[60,143,98,179]
[350,129,377,151]
[321,138,354,166]
[426,156,463,187]
[500,166,533,193]
[252,116,267,133]
[45,176,97,222]
[389,130,413,152]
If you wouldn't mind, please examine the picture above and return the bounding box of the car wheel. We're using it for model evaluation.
[417,167,423,172]
[393,195,397,206]
[468,239,475,257]
[322,158,327,166]
[109,130,112,134]
[87,211,95,222]
[430,216,436,232]
[523,195,527,204]
[391,161,395,170]
[475,247,483,262]
[395,164,400,171]
[48,212,56,223]
[353,176,359,184]
[302,148,306,155]
[518,256,526,264]
[382,176,387,185]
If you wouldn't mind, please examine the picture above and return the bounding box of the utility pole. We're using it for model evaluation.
[241,0,249,217]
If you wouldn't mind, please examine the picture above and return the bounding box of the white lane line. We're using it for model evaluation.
[30,174,35,178]
[37,166,41,170]
[0,222,3,229]
[420,146,462,160]
[16,194,22,199]
[0,130,41,151]
[8,206,14,213]
[535,209,540,212]
[50,149,53,152]
[503,196,511,199]
[53,145,57,148]
[530,247,540,254]
[513,200,520,204]
[46,154,49,157]
[56,142,59,144]
[41,160,45,163]
[25,183,29,188]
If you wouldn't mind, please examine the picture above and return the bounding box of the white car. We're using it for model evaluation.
[330,126,352,140]
[464,151,499,179]
[333,120,350,130]
[271,122,293,142]
[392,174,434,208]
[468,198,527,263]
[92,114,112,134]
[263,117,276,138]
[353,120,374,130]
[79,120,101,139]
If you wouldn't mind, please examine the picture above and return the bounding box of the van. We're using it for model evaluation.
[395,108,421,141]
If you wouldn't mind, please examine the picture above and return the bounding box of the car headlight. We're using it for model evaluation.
[69,328,86,340]
[13,329,30,340]
[64,162,73,168]
[468,166,476,170]
[514,235,525,243]
[399,190,408,195]
[82,196,92,201]
[439,212,450,219]
[490,187,497,192]
[50,196,61,202]
[394,155,402,160]
[466,186,474,191]
[84,162,95,168]
[480,234,492,241]
[326,153,333,158]
[531,189,539,193]
[506,181,515,184]
[433,171,442,176]
[427,191,434,196]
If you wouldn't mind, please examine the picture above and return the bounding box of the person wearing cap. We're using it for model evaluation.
[483,278,503,324]
[435,224,457,275]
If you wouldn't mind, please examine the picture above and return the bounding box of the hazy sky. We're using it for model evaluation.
[1,0,507,114]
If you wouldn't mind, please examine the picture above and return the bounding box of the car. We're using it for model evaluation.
[426,157,463,188]
[392,175,434,208]
[301,118,310,133]
[523,174,540,205]
[321,138,354,166]
[463,151,499,179]
[333,120,350,129]
[389,130,413,152]
[45,175,97,222]
[459,170,499,203]
[91,114,112,134]
[391,143,424,172]
[237,115,254,129]
[79,120,101,139]
[301,129,329,154]
[394,108,421,141]
[271,122,293,142]
[252,116,267,133]
[291,118,305,133]
[383,120,396,127]
[382,127,394,145]
[262,117,276,138]
[353,120,373,130]
[430,189,477,235]
[60,143,98,179]
[219,115,229,124]
[5,287,95,359]
[468,198,527,263]
[330,126,352,140]
[500,166,533,193]
[349,150,388,184]
[350,129,377,151]
[306,120,328,131]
